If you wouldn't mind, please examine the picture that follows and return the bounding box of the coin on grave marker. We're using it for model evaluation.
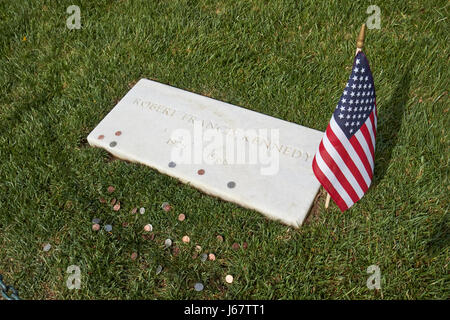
[92,223,100,231]
[43,243,51,252]
[194,283,204,292]
[225,275,234,284]
[109,141,117,147]
[139,207,145,214]
[164,239,172,247]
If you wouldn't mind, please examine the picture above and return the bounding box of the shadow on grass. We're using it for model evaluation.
[372,62,413,187]
[427,212,450,255]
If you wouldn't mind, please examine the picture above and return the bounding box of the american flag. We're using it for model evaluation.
[312,51,377,211]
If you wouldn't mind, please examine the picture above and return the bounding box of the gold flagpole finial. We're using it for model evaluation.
[356,23,366,50]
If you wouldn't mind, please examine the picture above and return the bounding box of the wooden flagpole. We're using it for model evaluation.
[325,23,366,210]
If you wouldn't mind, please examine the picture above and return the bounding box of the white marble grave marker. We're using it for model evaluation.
[87,79,323,227]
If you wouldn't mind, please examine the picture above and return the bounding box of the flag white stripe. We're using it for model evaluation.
[315,151,354,208]
[330,117,371,186]
[322,134,365,198]
[355,130,374,170]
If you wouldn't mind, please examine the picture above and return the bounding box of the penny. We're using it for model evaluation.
[144,224,153,232]
[172,247,180,256]
[92,223,100,231]
[216,235,224,242]
[243,242,248,249]
[131,207,137,214]
[182,235,190,243]
[208,253,216,261]
[115,131,122,136]
[194,283,204,292]
[197,169,205,175]
[98,134,104,140]
[225,275,234,284]
[99,198,106,203]
[113,202,120,211]
[131,252,138,260]
[232,242,240,250]
[110,198,116,205]
[178,213,185,221]
[107,186,115,193]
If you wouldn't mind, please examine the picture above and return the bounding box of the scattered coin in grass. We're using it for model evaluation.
[216,235,224,242]
[139,207,145,214]
[113,202,120,211]
[110,198,116,205]
[131,252,138,260]
[232,242,240,250]
[182,235,190,243]
[92,218,101,224]
[156,265,163,275]
[178,213,185,221]
[161,202,171,212]
[99,198,106,203]
[195,245,202,252]
[194,283,204,292]
[107,186,115,193]
[122,222,129,227]
[104,224,112,232]
[243,242,248,249]
[208,253,216,261]
[200,253,208,262]
[225,275,234,284]
[144,224,153,232]
[92,223,100,231]
[43,243,51,252]
[131,207,137,214]
[192,253,198,259]
[164,239,172,248]
[173,247,180,256]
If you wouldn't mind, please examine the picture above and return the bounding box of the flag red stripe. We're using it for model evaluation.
[349,135,373,179]
[318,141,360,203]
[312,156,348,211]
[326,127,369,192]
[360,124,374,159]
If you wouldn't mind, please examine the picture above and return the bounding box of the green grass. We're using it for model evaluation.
[0,0,448,300]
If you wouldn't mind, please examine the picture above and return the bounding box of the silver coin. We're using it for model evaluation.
[194,282,204,291]
[227,181,236,188]
[156,265,163,275]
[164,239,172,247]
[104,224,112,232]
[161,202,169,209]
[92,218,101,224]
[168,161,176,168]
[109,141,117,148]
[200,253,208,262]
[139,207,145,214]
[43,243,51,252]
